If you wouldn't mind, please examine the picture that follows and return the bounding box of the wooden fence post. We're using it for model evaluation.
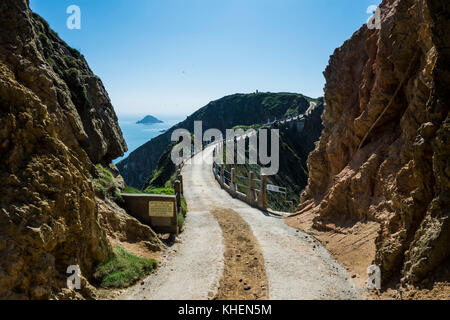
[174,180,182,212]
[248,171,255,202]
[231,168,236,192]
[258,174,268,210]
[177,169,183,195]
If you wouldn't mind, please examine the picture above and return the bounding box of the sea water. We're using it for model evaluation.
[114,114,185,163]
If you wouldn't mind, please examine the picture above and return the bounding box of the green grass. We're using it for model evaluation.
[64,67,80,81]
[94,246,157,288]
[177,213,185,229]
[122,185,176,196]
[82,86,89,103]
[181,196,188,216]
[232,124,263,131]
[122,186,143,194]
[165,177,176,189]
[143,187,175,196]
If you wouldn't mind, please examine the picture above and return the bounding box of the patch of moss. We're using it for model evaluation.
[64,55,79,69]
[82,86,90,104]
[94,246,157,288]
[38,32,50,45]
[65,67,80,79]
[46,57,56,69]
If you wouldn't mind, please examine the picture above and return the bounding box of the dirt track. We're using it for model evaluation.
[120,146,361,300]
[211,208,269,300]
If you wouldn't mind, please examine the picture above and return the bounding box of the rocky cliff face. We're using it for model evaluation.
[0,0,127,299]
[297,0,449,285]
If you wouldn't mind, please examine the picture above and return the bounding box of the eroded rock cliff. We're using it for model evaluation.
[296,0,449,286]
[0,0,128,299]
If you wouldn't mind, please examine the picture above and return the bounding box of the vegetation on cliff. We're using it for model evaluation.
[92,164,123,204]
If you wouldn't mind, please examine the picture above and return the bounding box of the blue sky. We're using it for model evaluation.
[30,0,381,116]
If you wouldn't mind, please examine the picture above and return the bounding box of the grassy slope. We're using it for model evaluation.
[94,246,157,288]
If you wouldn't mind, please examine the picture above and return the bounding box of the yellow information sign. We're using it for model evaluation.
[149,201,174,218]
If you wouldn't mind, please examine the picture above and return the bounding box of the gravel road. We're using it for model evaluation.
[120,145,361,300]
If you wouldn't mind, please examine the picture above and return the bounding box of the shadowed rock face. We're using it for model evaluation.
[299,0,449,285]
[0,0,127,299]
